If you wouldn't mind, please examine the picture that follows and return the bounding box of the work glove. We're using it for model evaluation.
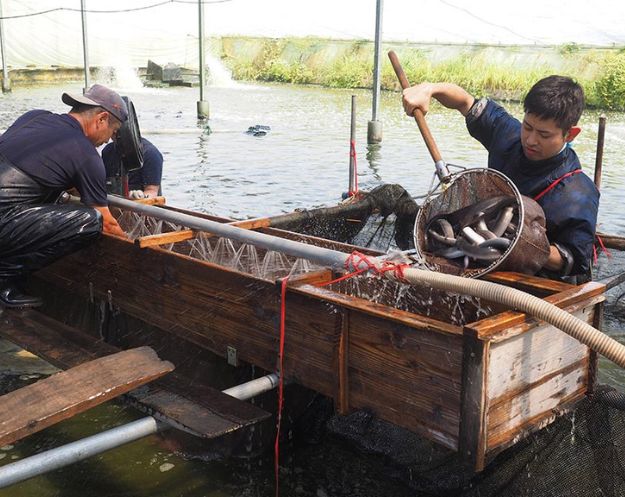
[129,190,146,199]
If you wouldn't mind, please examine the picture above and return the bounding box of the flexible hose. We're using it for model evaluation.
[108,196,625,369]
[396,267,625,368]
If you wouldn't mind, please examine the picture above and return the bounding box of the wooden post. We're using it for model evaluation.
[458,327,489,472]
[594,115,606,190]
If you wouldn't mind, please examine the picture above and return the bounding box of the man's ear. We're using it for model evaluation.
[565,126,581,142]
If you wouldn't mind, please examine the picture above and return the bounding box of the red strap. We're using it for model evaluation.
[274,277,288,497]
[533,169,582,201]
[348,139,358,196]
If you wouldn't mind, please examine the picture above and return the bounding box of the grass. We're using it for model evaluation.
[220,38,625,110]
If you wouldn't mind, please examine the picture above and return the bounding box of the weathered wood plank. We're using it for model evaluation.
[458,329,489,472]
[487,306,592,400]
[295,284,463,336]
[484,271,573,296]
[0,346,174,446]
[487,363,587,450]
[133,196,166,206]
[468,282,605,341]
[337,309,350,415]
[347,311,463,447]
[0,309,271,438]
[137,229,195,248]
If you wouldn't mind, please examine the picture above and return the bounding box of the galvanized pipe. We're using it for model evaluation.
[80,0,90,91]
[0,417,162,488]
[0,0,10,93]
[371,0,383,122]
[109,195,348,269]
[0,374,279,488]
[367,0,384,144]
[222,373,279,400]
[349,95,357,194]
[196,0,209,118]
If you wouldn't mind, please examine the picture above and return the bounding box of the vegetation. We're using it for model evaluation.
[220,37,625,111]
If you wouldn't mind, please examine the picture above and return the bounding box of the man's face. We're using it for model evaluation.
[521,112,574,162]
[88,112,122,147]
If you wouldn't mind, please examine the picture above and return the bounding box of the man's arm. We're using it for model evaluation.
[402,82,475,118]
[543,245,564,272]
[94,206,127,238]
[143,184,160,198]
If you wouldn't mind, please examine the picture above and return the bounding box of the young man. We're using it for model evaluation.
[0,84,128,308]
[402,75,599,282]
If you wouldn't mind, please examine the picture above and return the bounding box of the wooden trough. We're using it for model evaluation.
[2,199,605,472]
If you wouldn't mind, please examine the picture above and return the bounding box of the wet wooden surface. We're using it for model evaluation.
[0,310,270,439]
[0,346,173,447]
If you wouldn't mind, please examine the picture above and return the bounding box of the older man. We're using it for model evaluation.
[0,84,127,308]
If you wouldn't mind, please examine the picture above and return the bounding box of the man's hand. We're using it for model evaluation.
[129,190,146,199]
[402,83,434,117]
[94,206,127,239]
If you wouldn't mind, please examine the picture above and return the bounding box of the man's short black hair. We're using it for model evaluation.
[523,75,584,133]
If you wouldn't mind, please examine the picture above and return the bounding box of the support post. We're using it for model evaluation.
[594,114,606,190]
[0,0,10,93]
[348,95,357,195]
[197,0,209,119]
[367,0,384,144]
[80,0,90,92]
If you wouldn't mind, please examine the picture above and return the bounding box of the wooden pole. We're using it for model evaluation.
[594,115,607,190]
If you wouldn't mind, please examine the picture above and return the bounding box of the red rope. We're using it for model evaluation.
[274,277,288,497]
[349,139,358,196]
[595,234,612,262]
[316,251,409,287]
[533,169,582,201]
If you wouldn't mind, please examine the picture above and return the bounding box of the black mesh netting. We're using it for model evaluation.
[315,386,625,497]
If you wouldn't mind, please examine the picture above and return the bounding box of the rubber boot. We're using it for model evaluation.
[0,279,43,308]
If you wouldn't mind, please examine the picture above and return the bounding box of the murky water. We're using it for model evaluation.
[1,81,625,496]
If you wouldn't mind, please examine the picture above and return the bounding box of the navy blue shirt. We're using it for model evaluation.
[0,109,108,206]
[466,99,599,276]
[102,138,163,193]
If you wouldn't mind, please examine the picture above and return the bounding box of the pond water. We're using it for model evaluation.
[1,80,625,496]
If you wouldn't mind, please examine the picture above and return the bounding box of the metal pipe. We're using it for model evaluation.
[349,95,357,195]
[0,417,162,488]
[371,0,383,122]
[80,0,90,91]
[196,0,209,118]
[367,0,384,144]
[108,195,348,269]
[0,374,280,488]
[594,114,606,190]
[0,0,10,93]
[222,373,279,400]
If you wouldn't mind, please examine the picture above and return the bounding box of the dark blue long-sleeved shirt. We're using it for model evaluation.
[466,99,599,277]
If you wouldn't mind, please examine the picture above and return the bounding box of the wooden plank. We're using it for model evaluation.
[133,196,166,206]
[136,229,195,248]
[0,346,174,446]
[487,306,593,400]
[468,282,605,340]
[295,284,463,336]
[458,329,489,472]
[484,271,573,296]
[0,309,271,438]
[337,309,350,415]
[487,362,587,450]
[596,231,625,251]
[346,311,463,448]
